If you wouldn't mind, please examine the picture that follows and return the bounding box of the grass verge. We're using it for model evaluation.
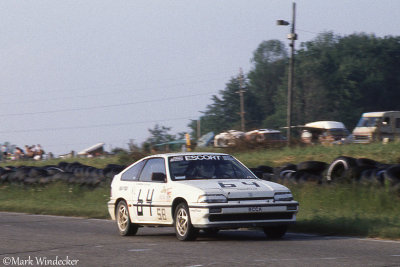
[1,182,399,239]
[0,183,110,219]
[290,183,400,239]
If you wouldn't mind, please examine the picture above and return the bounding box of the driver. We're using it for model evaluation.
[196,161,216,178]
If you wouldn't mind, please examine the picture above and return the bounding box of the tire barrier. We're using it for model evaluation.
[1,157,398,188]
[384,165,400,186]
[251,157,399,188]
[0,161,126,188]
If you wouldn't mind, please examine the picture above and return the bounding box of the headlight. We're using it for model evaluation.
[197,194,227,203]
[274,191,293,201]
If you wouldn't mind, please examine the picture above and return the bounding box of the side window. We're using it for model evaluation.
[121,160,146,181]
[396,118,400,128]
[139,158,166,182]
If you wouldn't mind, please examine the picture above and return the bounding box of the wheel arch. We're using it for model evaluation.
[114,198,127,217]
[171,197,188,219]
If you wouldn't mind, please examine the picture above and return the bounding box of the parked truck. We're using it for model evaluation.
[300,121,350,145]
[352,111,400,143]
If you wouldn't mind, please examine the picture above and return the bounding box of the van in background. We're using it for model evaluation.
[352,111,400,143]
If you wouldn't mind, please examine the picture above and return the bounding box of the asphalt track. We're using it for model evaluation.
[0,212,399,267]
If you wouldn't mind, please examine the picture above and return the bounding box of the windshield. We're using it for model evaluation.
[356,117,380,127]
[168,155,256,180]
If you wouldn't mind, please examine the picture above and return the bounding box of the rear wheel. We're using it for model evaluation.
[263,225,288,239]
[174,203,198,241]
[116,201,138,236]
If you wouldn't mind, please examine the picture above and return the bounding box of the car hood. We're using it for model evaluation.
[177,179,288,198]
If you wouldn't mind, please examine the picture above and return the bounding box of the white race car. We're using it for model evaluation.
[108,153,299,241]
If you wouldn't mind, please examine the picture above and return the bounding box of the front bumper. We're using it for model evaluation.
[189,201,299,229]
[352,134,372,143]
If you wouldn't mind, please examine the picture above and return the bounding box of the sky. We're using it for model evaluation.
[1,0,400,156]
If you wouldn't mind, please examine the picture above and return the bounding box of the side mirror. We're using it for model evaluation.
[151,172,166,182]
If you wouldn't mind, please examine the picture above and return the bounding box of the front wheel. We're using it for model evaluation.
[116,201,138,236]
[174,203,198,241]
[263,225,288,239]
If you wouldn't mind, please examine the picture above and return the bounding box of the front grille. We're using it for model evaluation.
[208,212,293,222]
[227,197,273,201]
[354,135,370,140]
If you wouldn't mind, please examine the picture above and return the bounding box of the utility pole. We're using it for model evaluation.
[197,119,201,140]
[277,1,297,146]
[238,68,246,132]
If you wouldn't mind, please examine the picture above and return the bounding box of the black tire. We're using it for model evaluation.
[263,225,288,239]
[257,165,274,173]
[45,167,64,176]
[326,156,357,183]
[279,163,297,172]
[356,158,379,167]
[52,172,73,182]
[274,164,297,181]
[373,168,387,186]
[249,168,263,179]
[384,165,400,186]
[297,161,328,174]
[29,167,48,178]
[57,161,69,170]
[359,168,375,185]
[15,167,31,183]
[116,201,138,236]
[294,170,322,184]
[350,165,377,182]
[174,203,198,241]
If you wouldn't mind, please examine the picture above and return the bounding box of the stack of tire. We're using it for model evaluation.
[251,161,328,184]
[0,162,126,187]
[250,156,400,189]
[326,156,400,188]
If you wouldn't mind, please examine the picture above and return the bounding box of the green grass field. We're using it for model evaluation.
[1,182,399,239]
[290,184,400,239]
[1,142,400,239]
[0,183,110,218]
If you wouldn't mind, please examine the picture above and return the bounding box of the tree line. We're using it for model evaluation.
[188,32,400,137]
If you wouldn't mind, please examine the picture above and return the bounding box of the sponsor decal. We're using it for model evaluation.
[185,155,222,161]
[170,156,184,162]
[248,207,262,212]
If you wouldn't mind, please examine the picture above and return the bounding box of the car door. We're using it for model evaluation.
[133,158,171,224]
[118,160,146,222]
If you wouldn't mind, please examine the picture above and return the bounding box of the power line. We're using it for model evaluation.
[0,70,237,98]
[0,116,197,134]
[0,75,232,106]
[297,28,320,35]
[0,91,216,118]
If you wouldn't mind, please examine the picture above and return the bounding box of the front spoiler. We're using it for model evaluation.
[193,221,296,229]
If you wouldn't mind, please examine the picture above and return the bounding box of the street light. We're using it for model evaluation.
[277,2,297,146]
